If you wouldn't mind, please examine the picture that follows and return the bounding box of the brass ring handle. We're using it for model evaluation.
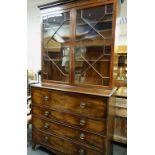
[44,96,49,101]
[80,133,85,140]
[44,111,50,116]
[80,119,86,126]
[44,136,49,142]
[78,149,85,155]
[44,122,49,129]
[80,102,86,109]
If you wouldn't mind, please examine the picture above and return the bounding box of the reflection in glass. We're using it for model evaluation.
[74,4,113,86]
[42,12,70,82]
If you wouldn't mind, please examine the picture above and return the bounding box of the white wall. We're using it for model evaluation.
[27,0,56,73]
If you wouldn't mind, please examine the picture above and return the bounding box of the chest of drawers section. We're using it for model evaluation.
[31,86,115,155]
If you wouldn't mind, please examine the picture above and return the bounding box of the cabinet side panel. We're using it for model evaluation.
[105,95,115,155]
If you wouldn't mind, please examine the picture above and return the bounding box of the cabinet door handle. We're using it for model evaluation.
[79,133,85,140]
[80,102,86,109]
[78,149,86,155]
[44,123,49,129]
[44,111,50,116]
[44,96,49,101]
[44,136,49,142]
[80,119,86,126]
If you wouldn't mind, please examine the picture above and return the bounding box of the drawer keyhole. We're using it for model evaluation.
[44,123,49,129]
[79,133,85,140]
[44,136,49,142]
[78,149,86,155]
[80,119,86,126]
[44,96,49,101]
[80,102,86,109]
[44,111,50,117]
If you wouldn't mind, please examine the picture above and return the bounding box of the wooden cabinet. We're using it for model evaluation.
[113,87,127,144]
[114,48,127,87]
[32,85,116,155]
[113,0,127,87]
[113,0,127,145]
[31,0,118,154]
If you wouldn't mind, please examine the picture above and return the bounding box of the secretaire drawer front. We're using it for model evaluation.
[32,88,52,106]
[51,90,107,118]
[33,106,106,133]
[33,130,103,155]
[32,88,107,119]
[33,117,105,149]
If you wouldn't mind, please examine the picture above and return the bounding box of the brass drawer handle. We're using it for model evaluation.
[79,133,85,140]
[44,136,49,142]
[78,149,86,155]
[80,102,86,109]
[44,122,49,129]
[44,111,50,116]
[44,96,49,101]
[80,119,86,126]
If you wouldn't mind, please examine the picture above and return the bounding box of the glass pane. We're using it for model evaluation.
[74,4,113,86]
[74,47,110,85]
[42,12,70,82]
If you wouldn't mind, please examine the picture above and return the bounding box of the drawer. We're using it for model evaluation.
[33,116,106,149]
[32,106,106,134]
[32,88,52,105]
[51,90,107,119]
[33,129,104,155]
[32,88,107,119]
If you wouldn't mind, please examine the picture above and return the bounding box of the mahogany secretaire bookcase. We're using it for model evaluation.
[31,0,117,154]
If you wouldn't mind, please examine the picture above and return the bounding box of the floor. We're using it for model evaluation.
[27,125,127,155]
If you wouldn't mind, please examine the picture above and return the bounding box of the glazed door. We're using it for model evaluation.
[41,2,115,87]
[74,3,114,87]
[42,11,71,83]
